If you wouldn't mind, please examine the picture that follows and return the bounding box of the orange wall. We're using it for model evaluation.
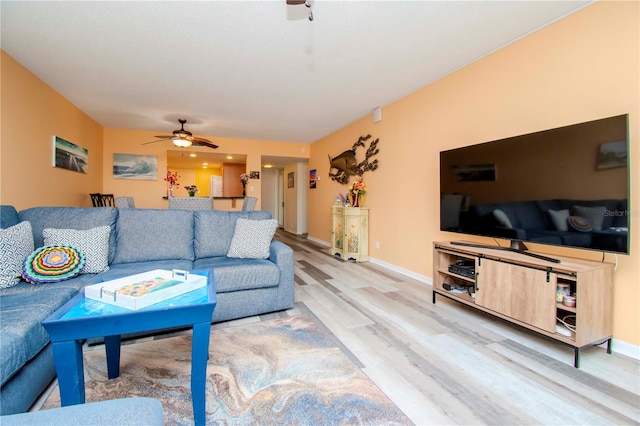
[102,128,308,209]
[1,51,103,209]
[309,2,639,346]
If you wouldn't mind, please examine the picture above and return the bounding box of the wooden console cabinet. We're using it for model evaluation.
[433,241,614,367]
[330,206,369,262]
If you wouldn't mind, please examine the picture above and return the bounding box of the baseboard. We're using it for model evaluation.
[609,338,640,361]
[368,256,432,285]
[307,236,329,247]
[305,236,638,359]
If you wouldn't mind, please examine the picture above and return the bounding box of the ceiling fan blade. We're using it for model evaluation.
[192,136,214,144]
[143,120,215,147]
[142,137,173,145]
[287,0,306,4]
[191,140,219,149]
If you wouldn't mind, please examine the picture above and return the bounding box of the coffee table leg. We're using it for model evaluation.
[51,340,85,406]
[104,335,122,379]
[191,321,211,426]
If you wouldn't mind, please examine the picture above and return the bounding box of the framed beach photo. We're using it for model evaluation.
[596,140,627,170]
[53,136,88,174]
[452,163,496,182]
[113,153,158,180]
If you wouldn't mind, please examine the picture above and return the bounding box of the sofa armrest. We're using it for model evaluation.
[269,240,294,308]
[269,240,294,277]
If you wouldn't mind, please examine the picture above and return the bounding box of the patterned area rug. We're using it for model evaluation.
[42,315,411,425]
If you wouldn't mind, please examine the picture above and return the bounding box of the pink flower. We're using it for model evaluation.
[164,171,180,186]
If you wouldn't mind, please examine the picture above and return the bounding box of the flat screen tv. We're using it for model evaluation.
[440,114,629,258]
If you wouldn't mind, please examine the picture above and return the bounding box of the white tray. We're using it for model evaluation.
[84,269,207,310]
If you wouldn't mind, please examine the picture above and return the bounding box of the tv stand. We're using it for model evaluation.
[450,241,561,263]
[433,241,614,368]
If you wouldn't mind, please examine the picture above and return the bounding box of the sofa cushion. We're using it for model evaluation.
[0,206,20,229]
[112,209,194,264]
[193,210,272,258]
[0,287,77,386]
[0,222,35,289]
[98,260,194,282]
[0,275,98,298]
[22,246,85,284]
[43,226,110,273]
[192,257,280,292]
[18,207,118,263]
[227,218,278,259]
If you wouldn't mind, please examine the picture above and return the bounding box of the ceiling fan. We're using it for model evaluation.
[143,119,218,149]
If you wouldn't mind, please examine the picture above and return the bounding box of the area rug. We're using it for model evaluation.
[42,315,411,425]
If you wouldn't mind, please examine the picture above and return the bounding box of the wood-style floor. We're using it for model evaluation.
[274,230,640,425]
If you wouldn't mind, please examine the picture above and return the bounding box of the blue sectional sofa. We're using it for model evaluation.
[0,205,294,415]
[461,198,628,252]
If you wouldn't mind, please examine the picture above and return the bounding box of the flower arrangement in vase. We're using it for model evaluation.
[240,173,249,196]
[349,176,366,207]
[184,185,199,197]
[164,171,180,197]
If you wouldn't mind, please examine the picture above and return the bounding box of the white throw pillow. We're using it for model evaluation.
[43,226,110,273]
[548,209,570,231]
[0,221,34,289]
[493,209,513,229]
[227,218,278,259]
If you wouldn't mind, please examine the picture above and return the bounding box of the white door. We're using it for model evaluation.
[210,175,223,197]
[278,171,284,228]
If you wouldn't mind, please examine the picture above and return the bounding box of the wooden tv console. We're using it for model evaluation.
[432,241,614,368]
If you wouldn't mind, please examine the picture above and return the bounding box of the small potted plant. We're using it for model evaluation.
[349,176,366,207]
[184,185,199,197]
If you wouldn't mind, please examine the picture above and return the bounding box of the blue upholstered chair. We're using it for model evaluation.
[168,196,213,210]
[242,197,257,211]
[115,196,135,208]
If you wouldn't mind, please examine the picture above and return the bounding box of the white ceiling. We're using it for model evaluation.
[1,1,592,145]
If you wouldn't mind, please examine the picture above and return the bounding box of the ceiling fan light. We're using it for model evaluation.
[173,137,192,148]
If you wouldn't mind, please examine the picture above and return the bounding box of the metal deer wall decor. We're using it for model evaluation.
[328,134,379,184]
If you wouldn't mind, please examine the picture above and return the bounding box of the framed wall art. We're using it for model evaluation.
[113,153,158,180]
[288,172,294,188]
[309,169,317,189]
[53,136,88,174]
[596,140,627,170]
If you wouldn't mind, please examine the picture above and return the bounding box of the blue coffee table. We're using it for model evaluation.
[42,270,216,426]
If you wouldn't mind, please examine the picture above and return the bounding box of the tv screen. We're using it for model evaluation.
[440,114,629,255]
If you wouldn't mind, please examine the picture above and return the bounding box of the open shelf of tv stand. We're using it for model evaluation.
[432,241,614,368]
